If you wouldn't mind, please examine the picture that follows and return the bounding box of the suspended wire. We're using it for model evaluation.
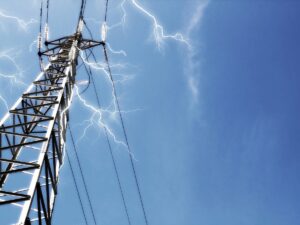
[83,0,87,13]
[77,0,87,33]
[78,49,93,71]
[83,3,150,222]
[38,0,43,53]
[68,125,98,225]
[38,0,44,71]
[102,45,150,225]
[79,0,87,20]
[49,2,93,224]
[80,49,132,225]
[44,0,50,42]
[77,50,93,95]
[104,0,109,22]
[65,147,89,225]
[80,0,85,17]
[102,4,148,221]
[79,69,91,95]
[46,0,50,24]
[83,19,94,40]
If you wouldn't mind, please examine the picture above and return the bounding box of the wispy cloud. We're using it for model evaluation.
[184,0,209,106]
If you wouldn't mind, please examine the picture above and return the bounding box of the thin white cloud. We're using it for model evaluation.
[185,0,209,105]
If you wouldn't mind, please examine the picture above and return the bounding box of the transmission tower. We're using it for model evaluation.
[0,18,103,224]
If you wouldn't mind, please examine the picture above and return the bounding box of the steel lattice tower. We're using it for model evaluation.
[0,19,103,224]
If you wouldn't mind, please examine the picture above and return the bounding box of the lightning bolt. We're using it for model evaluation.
[74,85,137,159]
[79,49,122,112]
[76,0,190,160]
[74,48,142,159]
[0,51,25,122]
[0,50,26,86]
[106,42,127,56]
[84,18,127,56]
[113,73,135,84]
[0,7,37,113]
[110,0,191,49]
[105,0,127,31]
[0,95,9,112]
[0,8,34,124]
[131,0,190,48]
[0,10,37,31]
[29,38,38,52]
[0,0,189,163]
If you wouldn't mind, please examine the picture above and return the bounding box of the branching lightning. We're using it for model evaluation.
[111,0,191,49]
[106,42,127,56]
[0,0,190,163]
[74,85,137,159]
[113,73,135,84]
[0,95,9,111]
[0,1,198,223]
[130,0,190,48]
[29,38,38,52]
[0,9,35,114]
[73,0,190,160]
[0,10,37,31]
[75,48,141,159]
[0,51,26,86]
[79,49,121,111]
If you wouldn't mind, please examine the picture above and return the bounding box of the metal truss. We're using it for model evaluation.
[0,20,102,224]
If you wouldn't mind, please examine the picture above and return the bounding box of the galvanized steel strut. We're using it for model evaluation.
[0,18,103,225]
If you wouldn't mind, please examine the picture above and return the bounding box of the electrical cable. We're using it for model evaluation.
[79,69,91,95]
[44,0,50,42]
[78,49,93,71]
[79,0,87,20]
[104,0,109,22]
[38,0,43,54]
[81,50,132,225]
[81,1,149,224]
[83,19,94,40]
[102,45,149,225]
[65,146,89,225]
[68,125,98,225]
[46,0,50,24]
[83,9,150,223]
[38,0,44,71]
[97,3,149,220]
[78,50,93,95]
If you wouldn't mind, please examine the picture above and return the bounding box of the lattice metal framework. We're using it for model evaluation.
[0,20,102,225]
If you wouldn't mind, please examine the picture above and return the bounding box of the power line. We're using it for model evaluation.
[81,1,149,224]
[38,0,43,53]
[79,0,87,20]
[65,147,89,225]
[83,19,94,40]
[77,50,93,95]
[104,0,109,22]
[44,0,50,42]
[101,3,148,219]
[81,50,132,225]
[83,10,150,222]
[68,125,98,225]
[46,0,50,24]
[38,0,44,70]
[102,45,150,225]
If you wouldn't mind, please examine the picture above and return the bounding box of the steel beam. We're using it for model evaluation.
[0,19,101,224]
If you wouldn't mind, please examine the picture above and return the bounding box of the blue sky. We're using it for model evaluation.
[0,0,300,224]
